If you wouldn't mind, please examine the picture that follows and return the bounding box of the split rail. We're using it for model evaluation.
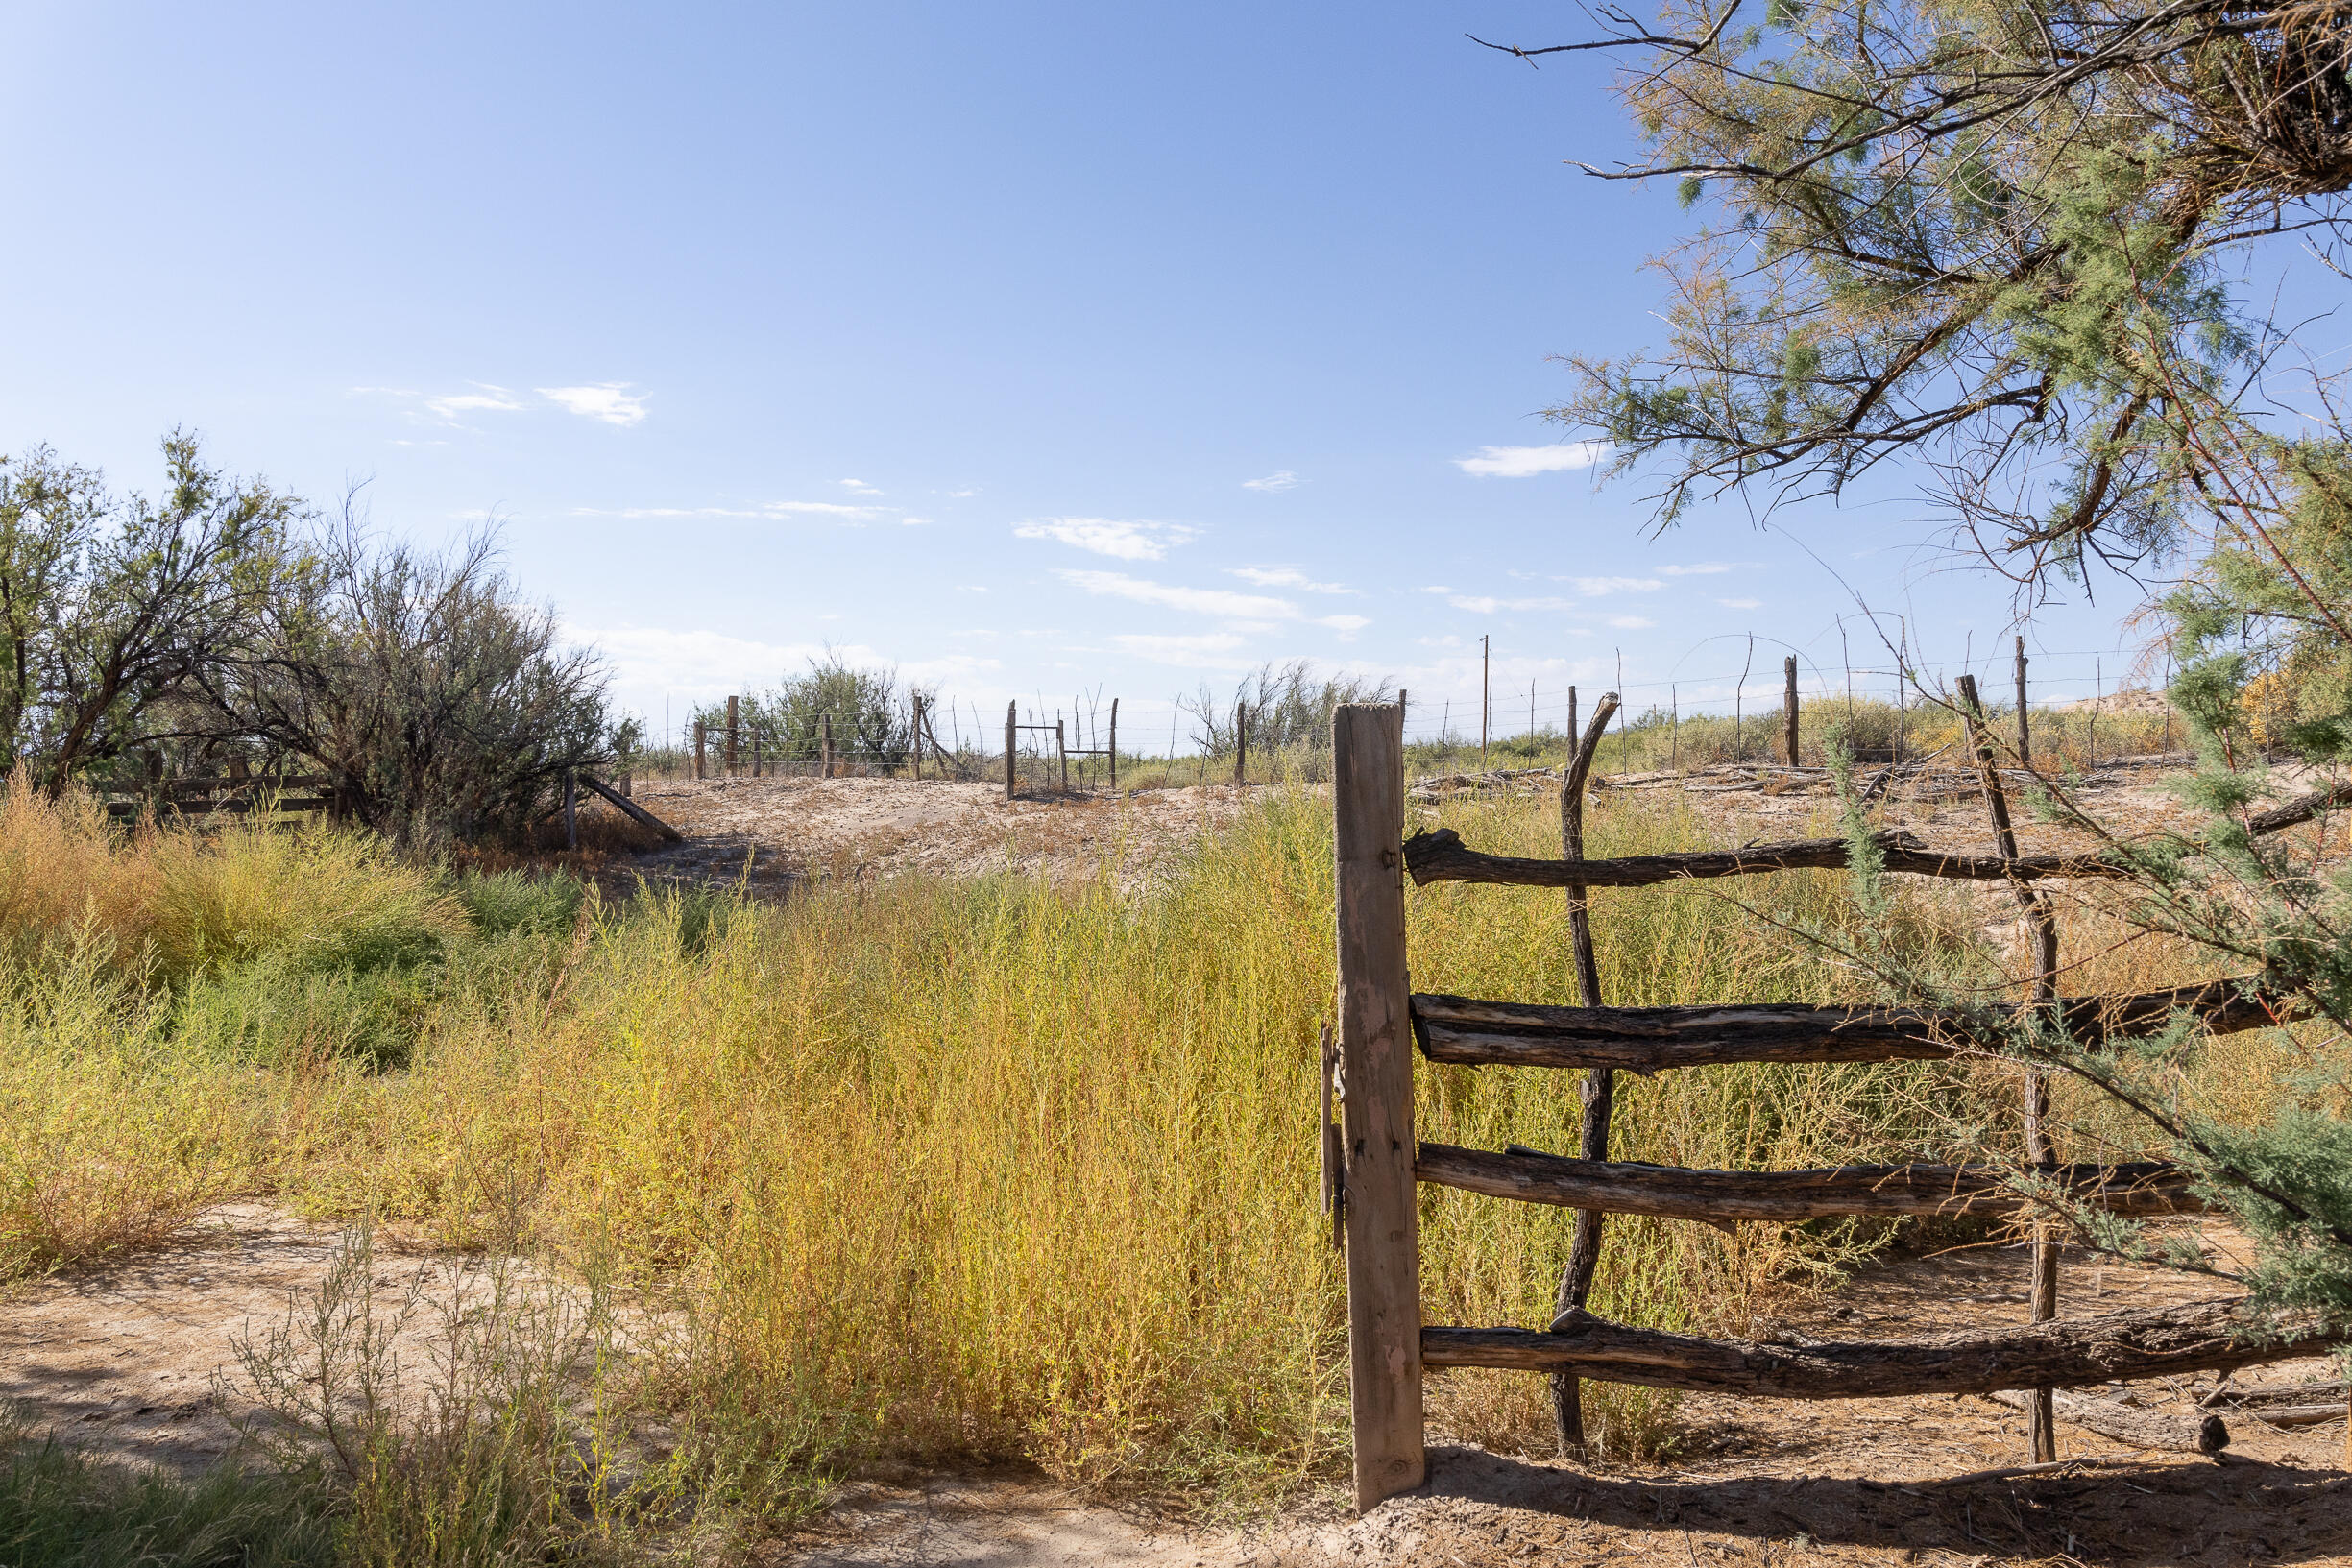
[1325,699,2344,1512]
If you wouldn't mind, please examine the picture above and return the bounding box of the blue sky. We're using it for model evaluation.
[2,2,2159,750]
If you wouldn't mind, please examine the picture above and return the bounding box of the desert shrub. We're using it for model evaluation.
[714,654,911,768]
[199,526,611,851]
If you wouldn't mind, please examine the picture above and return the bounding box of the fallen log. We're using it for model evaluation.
[1416,1143,2211,1220]
[1420,1297,2341,1397]
[577,772,685,844]
[1982,1388,2228,1454]
[2200,1377,2347,1407]
[2242,1404,2347,1428]
[1412,978,2297,1072]
[1404,826,2122,889]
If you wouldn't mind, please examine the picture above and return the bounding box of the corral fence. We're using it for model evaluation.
[1323,697,2343,1512]
[101,770,334,823]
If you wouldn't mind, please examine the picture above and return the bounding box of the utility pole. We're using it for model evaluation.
[1480,634,1491,770]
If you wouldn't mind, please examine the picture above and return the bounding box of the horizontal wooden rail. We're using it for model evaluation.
[1413,977,2294,1072]
[106,795,330,819]
[1416,1143,2210,1219]
[1404,778,2352,893]
[1404,827,2119,888]
[1421,1296,2340,1396]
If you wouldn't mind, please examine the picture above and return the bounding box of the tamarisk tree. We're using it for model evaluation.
[1497,0,2352,1360]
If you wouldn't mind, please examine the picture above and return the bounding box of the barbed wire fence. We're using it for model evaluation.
[623,629,2211,793]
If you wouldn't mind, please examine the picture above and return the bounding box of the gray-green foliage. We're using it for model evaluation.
[702,653,912,766]
[0,436,302,792]
[197,525,613,850]
[1524,0,2341,584]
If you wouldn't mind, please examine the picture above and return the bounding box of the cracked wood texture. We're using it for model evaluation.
[1411,978,2294,1071]
[1333,704,1422,1511]
[1416,1143,2211,1220]
[1403,825,2122,887]
[1421,1298,2341,1396]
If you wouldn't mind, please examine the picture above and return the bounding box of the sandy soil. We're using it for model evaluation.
[604,775,1249,893]
[0,1202,504,1478]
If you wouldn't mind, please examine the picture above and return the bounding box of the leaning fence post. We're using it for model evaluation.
[1108,697,1119,793]
[1957,672,2061,1463]
[1005,701,1017,800]
[1332,702,1423,1511]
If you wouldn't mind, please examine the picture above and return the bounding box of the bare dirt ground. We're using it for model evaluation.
[0,1202,493,1478]
[4,763,2345,1563]
[603,775,1249,893]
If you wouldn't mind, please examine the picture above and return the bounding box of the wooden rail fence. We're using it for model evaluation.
[1325,699,2342,1512]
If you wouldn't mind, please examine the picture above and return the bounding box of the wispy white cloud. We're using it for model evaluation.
[1055,569,1292,619]
[1444,594,1582,614]
[1660,562,1741,576]
[570,498,888,522]
[839,478,881,495]
[899,516,933,526]
[1317,614,1371,637]
[949,488,979,498]
[1014,518,1200,561]
[1242,470,1298,493]
[1454,441,1609,478]
[1606,615,1656,630]
[425,386,524,420]
[1111,632,1253,668]
[1228,566,1352,594]
[1717,597,1763,610]
[1560,575,1664,595]
[539,383,648,426]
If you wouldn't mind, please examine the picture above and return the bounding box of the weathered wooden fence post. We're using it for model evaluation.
[694,720,706,781]
[1332,703,1423,1511]
[1108,697,1119,792]
[1956,672,2061,1463]
[1783,655,1800,765]
[822,712,835,778]
[1005,701,1017,800]
[1056,717,1068,791]
[727,695,740,776]
[2015,636,2032,766]
[1235,702,1249,786]
[564,767,578,851]
[912,696,927,781]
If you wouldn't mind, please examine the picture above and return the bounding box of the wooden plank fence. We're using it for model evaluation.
[1326,699,2345,1512]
